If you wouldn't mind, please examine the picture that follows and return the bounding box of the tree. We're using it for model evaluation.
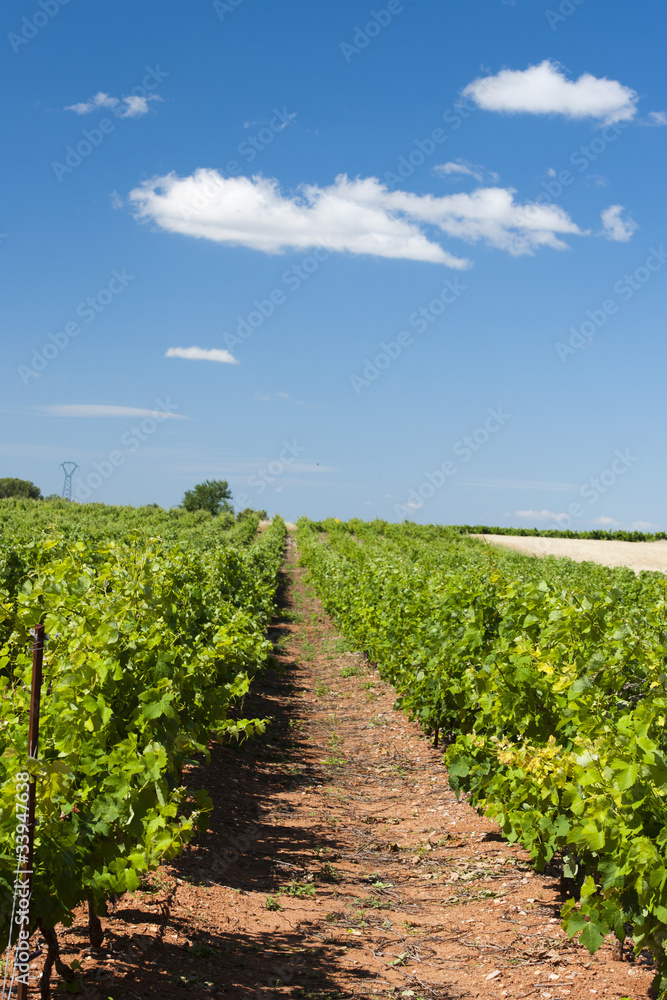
[181,480,233,516]
[0,478,42,500]
[237,507,267,521]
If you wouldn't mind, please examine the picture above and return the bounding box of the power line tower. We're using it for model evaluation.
[60,462,79,501]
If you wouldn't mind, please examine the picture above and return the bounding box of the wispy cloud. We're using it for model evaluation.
[129,170,590,264]
[35,404,188,419]
[643,110,667,127]
[434,160,499,183]
[255,391,304,404]
[515,509,566,520]
[600,204,638,242]
[165,346,239,364]
[582,174,608,188]
[459,478,579,491]
[65,91,161,119]
[243,110,297,129]
[463,60,638,124]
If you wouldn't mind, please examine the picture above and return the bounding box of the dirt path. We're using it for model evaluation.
[475,534,667,574]
[50,538,655,999]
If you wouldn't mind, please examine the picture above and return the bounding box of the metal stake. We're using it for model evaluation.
[16,624,45,1000]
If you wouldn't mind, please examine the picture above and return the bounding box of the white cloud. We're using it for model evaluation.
[165,346,239,364]
[515,509,564,521]
[65,91,160,119]
[122,95,157,117]
[463,60,638,124]
[643,111,667,127]
[65,92,117,114]
[590,516,620,526]
[434,160,499,184]
[129,169,586,264]
[600,204,638,242]
[36,405,187,419]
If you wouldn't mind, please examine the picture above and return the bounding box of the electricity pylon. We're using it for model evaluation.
[60,462,78,501]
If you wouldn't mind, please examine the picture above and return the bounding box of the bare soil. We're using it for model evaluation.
[29,537,655,999]
[475,534,667,574]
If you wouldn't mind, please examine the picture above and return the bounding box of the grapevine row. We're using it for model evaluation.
[298,517,667,996]
[0,510,286,984]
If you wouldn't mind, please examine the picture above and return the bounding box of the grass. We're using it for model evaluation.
[301,638,317,662]
[317,862,341,883]
[283,609,305,624]
[190,943,220,959]
[322,756,347,769]
[285,880,316,899]
[367,876,393,889]
[315,680,330,697]
[339,665,361,678]
[139,873,169,893]
[361,896,392,910]
[265,894,284,911]
[327,730,343,749]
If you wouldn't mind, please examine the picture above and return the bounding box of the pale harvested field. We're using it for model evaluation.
[476,533,667,574]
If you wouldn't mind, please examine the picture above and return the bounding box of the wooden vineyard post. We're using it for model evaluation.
[16,623,45,1000]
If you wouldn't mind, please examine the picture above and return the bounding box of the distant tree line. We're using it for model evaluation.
[0,477,268,521]
[457,524,667,543]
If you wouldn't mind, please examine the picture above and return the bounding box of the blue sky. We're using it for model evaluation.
[2,0,666,528]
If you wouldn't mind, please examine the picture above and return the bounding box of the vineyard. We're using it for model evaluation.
[3,505,667,997]
[0,500,286,994]
[298,517,667,997]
